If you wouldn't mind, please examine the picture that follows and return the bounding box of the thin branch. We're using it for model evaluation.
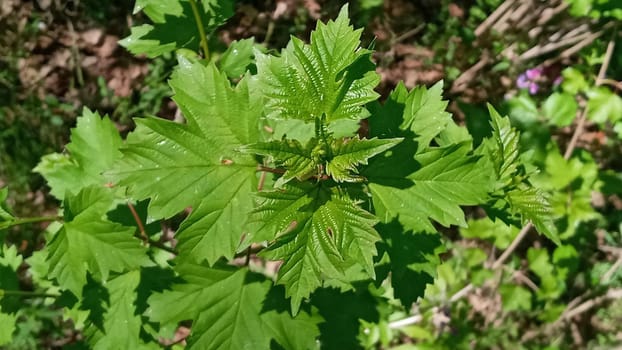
[0,215,61,230]
[257,165,286,175]
[513,270,540,292]
[392,24,425,44]
[602,256,622,283]
[245,246,252,266]
[562,288,622,320]
[188,0,210,59]
[492,222,532,269]
[597,78,622,90]
[1,289,60,298]
[147,239,177,255]
[389,314,423,329]
[563,26,616,160]
[127,201,148,244]
[599,245,622,255]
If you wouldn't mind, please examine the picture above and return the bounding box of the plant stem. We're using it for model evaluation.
[127,201,148,244]
[188,0,210,59]
[1,289,60,298]
[147,239,177,254]
[257,165,286,175]
[0,216,60,230]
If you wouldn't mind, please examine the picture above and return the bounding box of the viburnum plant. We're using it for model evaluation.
[0,2,559,349]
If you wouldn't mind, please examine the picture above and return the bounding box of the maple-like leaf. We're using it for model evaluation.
[376,220,445,308]
[0,311,16,346]
[256,5,379,122]
[483,105,559,244]
[364,82,492,232]
[0,188,13,222]
[326,137,402,182]
[250,182,380,314]
[0,245,22,314]
[366,142,493,233]
[239,138,319,186]
[0,188,14,230]
[111,61,261,265]
[121,0,234,58]
[485,104,521,187]
[147,264,321,350]
[34,108,122,200]
[218,38,258,78]
[46,186,150,297]
[368,81,451,152]
[84,270,156,350]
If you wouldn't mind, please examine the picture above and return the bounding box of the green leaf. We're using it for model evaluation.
[147,264,321,349]
[0,258,20,313]
[111,61,260,265]
[218,38,257,78]
[121,0,234,58]
[436,119,473,147]
[269,118,360,144]
[484,104,520,186]
[46,186,150,297]
[85,270,156,350]
[568,0,591,17]
[507,94,539,127]
[312,287,379,350]
[133,0,183,22]
[561,67,588,95]
[367,142,492,232]
[326,137,402,182]
[256,5,379,122]
[461,217,519,249]
[399,81,451,150]
[484,105,559,244]
[0,244,23,271]
[251,183,380,314]
[587,87,622,124]
[542,92,578,127]
[499,285,532,312]
[0,310,16,346]
[368,81,451,152]
[34,108,122,200]
[507,186,558,244]
[0,187,13,222]
[377,220,444,308]
[240,138,319,186]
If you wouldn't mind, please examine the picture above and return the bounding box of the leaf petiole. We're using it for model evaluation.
[188,0,210,59]
[0,216,61,230]
[0,289,60,298]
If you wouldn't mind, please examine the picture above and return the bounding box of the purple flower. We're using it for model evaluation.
[525,67,543,80]
[516,67,543,95]
[517,74,530,89]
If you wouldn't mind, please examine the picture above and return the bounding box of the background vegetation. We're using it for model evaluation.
[1,0,621,348]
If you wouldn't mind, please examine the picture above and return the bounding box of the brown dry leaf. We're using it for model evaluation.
[467,287,502,326]
[95,35,119,58]
[304,0,321,19]
[0,0,18,17]
[80,56,98,69]
[107,64,147,97]
[272,0,289,19]
[80,28,104,47]
[49,49,71,68]
[448,3,464,18]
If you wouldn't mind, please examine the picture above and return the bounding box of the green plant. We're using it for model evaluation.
[0,3,563,349]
